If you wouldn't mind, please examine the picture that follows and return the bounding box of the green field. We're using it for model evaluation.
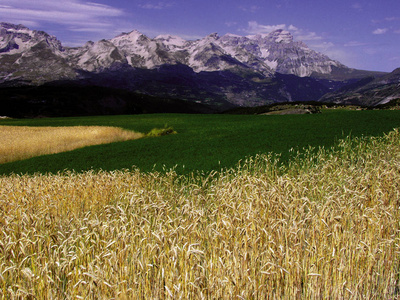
[1,109,400,175]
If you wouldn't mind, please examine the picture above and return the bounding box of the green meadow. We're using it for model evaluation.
[1,109,400,175]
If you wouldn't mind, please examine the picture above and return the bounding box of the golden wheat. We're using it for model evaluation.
[0,126,143,164]
[0,129,399,299]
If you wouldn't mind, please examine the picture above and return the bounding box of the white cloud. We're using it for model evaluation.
[372,28,388,35]
[308,42,356,66]
[344,41,368,47]
[0,0,123,30]
[352,3,363,10]
[244,21,286,34]
[19,20,40,27]
[296,31,322,41]
[364,48,378,55]
[311,42,335,51]
[138,2,174,10]
[288,25,299,31]
[239,5,261,13]
[225,21,237,28]
[372,16,400,24]
[243,21,322,41]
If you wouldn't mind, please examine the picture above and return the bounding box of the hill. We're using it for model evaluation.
[319,68,400,106]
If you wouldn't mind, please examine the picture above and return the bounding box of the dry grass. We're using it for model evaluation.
[0,129,399,299]
[0,126,144,164]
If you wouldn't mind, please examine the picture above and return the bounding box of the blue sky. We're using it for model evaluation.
[0,0,399,72]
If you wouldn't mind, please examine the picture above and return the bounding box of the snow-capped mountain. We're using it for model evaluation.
[67,40,127,72]
[0,22,386,109]
[109,30,169,68]
[154,34,187,49]
[0,23,75,83]
[216,30,346,77]
[0,22,350,81]
[102,29,345,77]
[0,23,63,54]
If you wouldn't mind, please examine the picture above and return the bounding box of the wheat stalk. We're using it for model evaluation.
[0,129,399,298]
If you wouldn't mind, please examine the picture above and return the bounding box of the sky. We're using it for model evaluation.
[0,0,399,72]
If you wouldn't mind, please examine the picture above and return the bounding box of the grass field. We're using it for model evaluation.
[0,110,400,175]
[0,128,399,298]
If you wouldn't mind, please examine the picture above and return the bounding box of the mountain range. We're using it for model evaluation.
[0,22,397,117]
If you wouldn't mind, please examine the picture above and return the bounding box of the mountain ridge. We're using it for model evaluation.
[1,22,375,82]
[0,22,392,113]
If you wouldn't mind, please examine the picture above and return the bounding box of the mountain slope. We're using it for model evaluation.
[319,68,400,106]
[0,23,77,84]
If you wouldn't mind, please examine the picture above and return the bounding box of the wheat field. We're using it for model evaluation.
[0,126,144,164]
[0,129,399,299]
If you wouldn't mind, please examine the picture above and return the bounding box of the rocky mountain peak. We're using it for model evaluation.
[223,33,242,38]
[206,32,219,40]
[0,22,63,54]
[154,34,187,49]
[269,29,293,43]
[0,22,31,34]
[111,30,150,48]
